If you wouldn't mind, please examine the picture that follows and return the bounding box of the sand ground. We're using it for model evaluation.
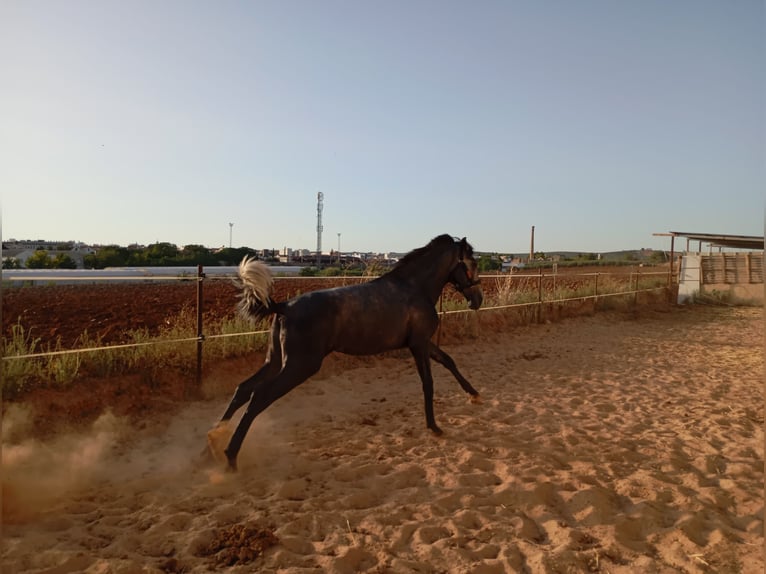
[2,305,763,573]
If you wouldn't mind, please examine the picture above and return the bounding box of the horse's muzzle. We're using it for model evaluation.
[465,286,483,310]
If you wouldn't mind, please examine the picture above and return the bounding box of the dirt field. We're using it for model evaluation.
[2,299,762,573]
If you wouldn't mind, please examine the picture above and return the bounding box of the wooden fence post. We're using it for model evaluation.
[594,272,599,311]
[196,264,205,388]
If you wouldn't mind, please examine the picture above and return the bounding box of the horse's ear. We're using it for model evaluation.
[459,237,468,257]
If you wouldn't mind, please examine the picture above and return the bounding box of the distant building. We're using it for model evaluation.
[2,239,96,268]
[501,257,525,272]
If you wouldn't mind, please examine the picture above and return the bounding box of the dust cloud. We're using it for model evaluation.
[2,405,127,522]
[1,400,288,524]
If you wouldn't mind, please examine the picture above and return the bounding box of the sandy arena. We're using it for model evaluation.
[2,304,763,573]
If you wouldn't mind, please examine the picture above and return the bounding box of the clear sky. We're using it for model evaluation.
[1,1,763,255]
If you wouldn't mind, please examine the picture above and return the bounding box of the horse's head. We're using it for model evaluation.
[388,234,483,309]
[450,237,483,310]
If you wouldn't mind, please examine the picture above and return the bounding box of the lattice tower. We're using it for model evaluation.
[316,192,324,267]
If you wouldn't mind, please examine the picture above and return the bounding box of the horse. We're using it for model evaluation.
[207,234,483,471]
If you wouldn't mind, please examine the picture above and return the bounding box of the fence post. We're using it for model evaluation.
[196,264,205,388]
[668,235,676,303]
[594,272,599,311]
[537,268,543,323]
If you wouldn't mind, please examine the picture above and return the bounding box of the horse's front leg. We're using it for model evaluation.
[428,342,481,402]
[410,344,443,435]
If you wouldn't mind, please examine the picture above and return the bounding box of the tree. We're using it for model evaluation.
[52,253,77,269]
[25,250,52,269]
[180,244,217,266]
[84,245,130,269]
[145,242,180,264]
[477,255,501,272]
[2,257,22,269]
[214,247,257,265]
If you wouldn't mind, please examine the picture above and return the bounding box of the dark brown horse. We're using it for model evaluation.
[208,234,483,471]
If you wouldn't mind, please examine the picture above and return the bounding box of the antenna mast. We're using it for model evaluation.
[316,192,324,267]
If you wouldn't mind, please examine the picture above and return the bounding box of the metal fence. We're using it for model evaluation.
[1,266,672,386]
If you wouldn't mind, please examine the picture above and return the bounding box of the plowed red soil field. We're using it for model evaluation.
[2,266,646,350]
[2,278,365,349]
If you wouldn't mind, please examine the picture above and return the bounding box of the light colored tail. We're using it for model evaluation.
[237,256,276,321]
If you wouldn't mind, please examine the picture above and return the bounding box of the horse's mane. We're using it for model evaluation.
[387,234,458,279]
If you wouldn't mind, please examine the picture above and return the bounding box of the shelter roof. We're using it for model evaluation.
[663,231,764,250]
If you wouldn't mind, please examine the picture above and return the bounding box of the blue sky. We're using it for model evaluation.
[1,1,763,254]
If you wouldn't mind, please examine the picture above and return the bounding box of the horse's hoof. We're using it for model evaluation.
[207,423,233,466]
[469,394,482,404]
[429,426,444,437]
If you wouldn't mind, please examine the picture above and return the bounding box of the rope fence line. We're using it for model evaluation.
[3,336,203,361]
[438,285,668,315]
[1,330,276,362]
[3,272,374,284]
[4,269,666,283]
[2,268,672,372]
[205,330,272,339]
[2,287,665,361]
[3,275,203,282]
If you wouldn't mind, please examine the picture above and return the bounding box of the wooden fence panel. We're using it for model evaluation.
[701,252,763,284]
[749,253,763,283]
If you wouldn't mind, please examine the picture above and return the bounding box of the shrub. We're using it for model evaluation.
[1,323,44,397]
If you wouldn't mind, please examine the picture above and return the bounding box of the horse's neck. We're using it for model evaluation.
[405,251,454,304]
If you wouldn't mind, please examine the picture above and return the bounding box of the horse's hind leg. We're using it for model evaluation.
[219,319,282,421]
[429,342,480,401]
[224,353,324,471]
[206,359,281,464]
[218,361,280,421]
[204,320,282,464]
